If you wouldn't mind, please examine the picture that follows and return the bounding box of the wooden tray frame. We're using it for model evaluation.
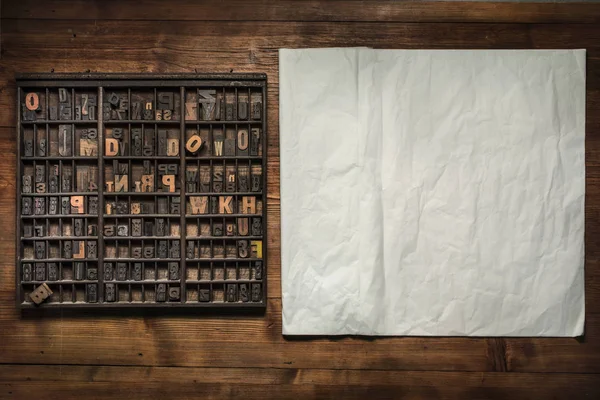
[15,73,267,309]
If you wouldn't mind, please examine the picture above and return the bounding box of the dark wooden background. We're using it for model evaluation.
[1,1,599,399]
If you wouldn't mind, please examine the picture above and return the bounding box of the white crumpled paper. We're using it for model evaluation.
[279,48,585,336]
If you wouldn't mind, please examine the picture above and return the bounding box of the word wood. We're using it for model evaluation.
[16,73,267,309]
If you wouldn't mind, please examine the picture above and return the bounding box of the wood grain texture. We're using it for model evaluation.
[1,1,599,398]
[3,0,600,24]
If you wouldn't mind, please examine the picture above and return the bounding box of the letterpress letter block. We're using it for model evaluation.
[251,217,262,236]
[87,267,98,280]
[157,240,168,258]
[63,241,72,259]
[237,240,249,258]
[117,263,128,281]
[58,125,73,156]
[144,246,154,259]
[237,129,249,156]
[105,283,116,302]
[199,166,211,192]
[70,196,85,214]
[87,241,97,259]
[24,139,33,157]
[254,261,263,280]
[213,223,223,236]
[251,283,261,302]
[250,240,263,258]
[117,224,128,237]
[35,263,46,281]
[226,222,236,236]
[22,198,32,215]
[227,284,237,302]
[88,197,99,215]
[61,197,70,215]
[186,241,195,259]
[130,218,142,237]
[226,166,236,192]
[199,288,210,302]
[238,166,249,192]
[241,196,256,214]
[34,225,45,237]
[132,263,142,281]
[219,196,233,214]
[30,283,53,305]
[240,284,249,302]
[35,242,46,259]
[74,218,83,236]
[156,283,166,302]
[74,262,85,280]
[104,263,114,280]
[250,128,261,156]
[22,264,32,281]
[168,262,179,280]
[170,196,180,215]
[213,165,223,192]
[48,263,58,281]
[169,287,180,301]
[170,241,180,259]
[22,176,32,194]
[87,284,98,303]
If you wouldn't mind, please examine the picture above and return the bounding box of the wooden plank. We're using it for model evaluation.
[0,367,598,400]
[3,0,600,24]
[2,381,596,400]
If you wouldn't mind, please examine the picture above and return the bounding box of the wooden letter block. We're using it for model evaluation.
[70,196,85,214]
[251,217,262,236]
[185,135,203,154]
[156,218,166,236]
[226,222,236,236]
[73,241,86,259]
[141,175,154,192]
[157,240,168,258]
[238,240,249,258]
[240,284,249,302]
[200,166,211,192]
[189,196,208,215]
[105,283,116,302]
[157,284,166,302]
[163,110,172,121]
[227,284,237,302]
[168,262,179,280]
[185,102,197,121]
[34,198,45,215]
[35,263,46,281]
[30,283,53,305]
[251,283,261,302]
[237,129,249,156]
[167,138,179,156]
[48,263,58,281]
[219,196,233,214]
[241,196,256,214]
[80,138,97,156]
[162,175,176,192]
[226,166,236,192]
[22,176,32,194]
[213,165,223,192]
[87,284,98,303]
[21,198,32,215]
[59,125,73,156]
[131,202,141,214]
[63,241,72,259]
[168,287,179,301]
[87,241,97,259]
[22,264,32,281]
[144,246,154,259]
[158,92,174,110]
[254,261,263,280]
[132,263,142,281]
[250,128,261,156]
[25,92,40,111]
[87,267,98,280]
[74,262,85,280]
[250,240,263,258]
[104,263,114,280]
[117,263,128,280]
[24,139,33,157]
[105,138,119,156]
[117,225,128,237]
[214,137,224,156]
[199,288,210,302]
[114,175,128,192]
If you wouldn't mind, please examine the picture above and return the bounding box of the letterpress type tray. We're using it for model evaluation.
[16,73,267,309]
